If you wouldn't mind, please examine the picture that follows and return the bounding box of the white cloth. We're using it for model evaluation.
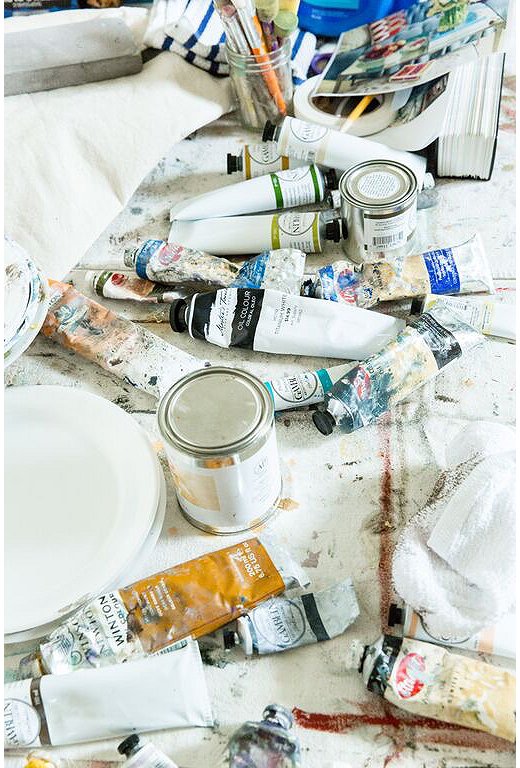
[393,421,516,639]
[4,9,234,280]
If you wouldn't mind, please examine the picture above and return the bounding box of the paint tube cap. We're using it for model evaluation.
[388,603,404,627]
[323,169,338,191]
[274,10,298,37]
[312,409,336,435]
[262,120,279,142]
[410,297,425,316]
[169,299,189,333]
[223,629,239,650]
[263,704,293,731]
[123,247,137,268]
[345,639,366,672]
[227,153,242,174]
[256,0,279,20]
[118,735,141,756]
[324,218,341,243]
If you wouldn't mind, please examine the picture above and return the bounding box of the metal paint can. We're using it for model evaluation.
[339,160,418,264]
[158,366,282,534]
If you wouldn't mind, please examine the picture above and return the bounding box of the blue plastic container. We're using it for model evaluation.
[298,0,395,37]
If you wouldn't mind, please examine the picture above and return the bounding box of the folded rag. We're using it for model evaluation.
[144,0,317,82]
[392,420,516,640]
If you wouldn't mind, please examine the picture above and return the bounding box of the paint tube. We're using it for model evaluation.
[415,293,515,342]
[262,117,427,189]
[348,635,515,742]
[228,579,359,655]
[168,212,341,256]
[313,303,484,436]
[264,362,357,411]
[388,603,516,661]
[24,536,308,676]
[169,289,404,359]
[227,705,300,767]
[88,271,179,304]
[118,734,179,768]
[40,281,205,400]
[4,641,213,748]
[227,143,306,179]
[170,165,337,221]
[124,239,305,295]
[304,234,494,309]
[124,239,240,289]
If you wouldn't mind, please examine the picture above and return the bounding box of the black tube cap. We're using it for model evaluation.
[323,168,337,191]
[388,603,404,628]
[223,630,238,650]
[325,218,341,243]
[410,297,425,315]
[312,410,335,435]
[341,218,348,240]
[262,120,277,142]
[169,299,188,333]
[227,153,242,174]
[118,735,140,756]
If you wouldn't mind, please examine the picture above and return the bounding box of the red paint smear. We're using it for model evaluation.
[378,418,393,630]
[292,708,513,753]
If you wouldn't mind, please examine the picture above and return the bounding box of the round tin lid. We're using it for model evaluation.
[339,160,417,209]
[158,367,273,455]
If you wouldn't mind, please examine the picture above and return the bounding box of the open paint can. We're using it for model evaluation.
[158,367,282,534]
[339,160,418,264]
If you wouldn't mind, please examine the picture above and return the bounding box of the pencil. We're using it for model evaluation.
[340,95,374,133]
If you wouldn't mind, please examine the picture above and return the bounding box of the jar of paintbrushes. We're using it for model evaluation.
[215,0,294,129]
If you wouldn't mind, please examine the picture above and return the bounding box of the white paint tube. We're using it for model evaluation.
[263,117,427,189]
[169,289,404,359]
[88,270,179,304]
[264,362,357,411]
[170,165,337,221]
[227,143,307,179]
[388,603,516,661]
[168,212,342,256]
[232,579,359,655]
[305,234,495,309]
[3,642,213,748]
[348,635,515,742]
[416,293,515,342]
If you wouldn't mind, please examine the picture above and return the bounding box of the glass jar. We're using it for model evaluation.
[226,38,293,130]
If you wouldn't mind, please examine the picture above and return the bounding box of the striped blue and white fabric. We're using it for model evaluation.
[144,0,317,81]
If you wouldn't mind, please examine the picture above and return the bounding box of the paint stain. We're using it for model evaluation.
[301,549,321,568]
[130,206,143,215]
[377,417,394,630]
[277,497,299,511]
[283,418,291,427]
[167,527,178,536]
[435,394,459,404]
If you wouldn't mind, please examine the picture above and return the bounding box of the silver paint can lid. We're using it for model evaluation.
[339,160,417,210]
[158,366,273,456]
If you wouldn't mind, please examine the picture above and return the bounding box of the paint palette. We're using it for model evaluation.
[4,385,166,640]
[4,236,50,369]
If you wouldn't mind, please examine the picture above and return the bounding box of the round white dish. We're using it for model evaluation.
[4,385,164,636]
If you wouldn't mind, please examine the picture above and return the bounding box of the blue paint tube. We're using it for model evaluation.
[264,361,357,411]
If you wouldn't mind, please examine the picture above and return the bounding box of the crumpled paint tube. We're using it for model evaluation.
[230,579,359,655]
[348,635,515,742]
[304,234,494,309]
[40,281,205,400]
[22,536,309,676]
[264,362,357,411]
[313,303,484,435]
[124,239,306,295]
[88,270,180,304]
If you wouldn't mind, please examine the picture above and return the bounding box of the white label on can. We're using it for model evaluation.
[4,681,42,747]
[273,212,320,252]
[357,171,401,200]
[363,208,413,252]
[281,118,330,163]
[167,430,281,530]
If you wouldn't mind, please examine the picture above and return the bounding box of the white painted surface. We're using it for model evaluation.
[5,101,515,768]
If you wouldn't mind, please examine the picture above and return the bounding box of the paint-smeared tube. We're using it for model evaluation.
[88,270,179,304]
[348,635,515,742]
[26,537,308,676]
[305,234,494,308]
[227,143,306,179]
[263,117,427,189]
[264,362,357,411]
[313,303,483,436]
[233,579,359,655]
[124,240,306,295]
[416,293,515,341]
[170,165,337,221]
[169,289,404,359]
[168,212,341,256]
[40,281,205,400]
[4,642,213,748]
[388,602,516,660]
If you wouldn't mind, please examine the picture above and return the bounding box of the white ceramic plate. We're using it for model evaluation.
[4,385,164,635]
[4,236,49,369]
